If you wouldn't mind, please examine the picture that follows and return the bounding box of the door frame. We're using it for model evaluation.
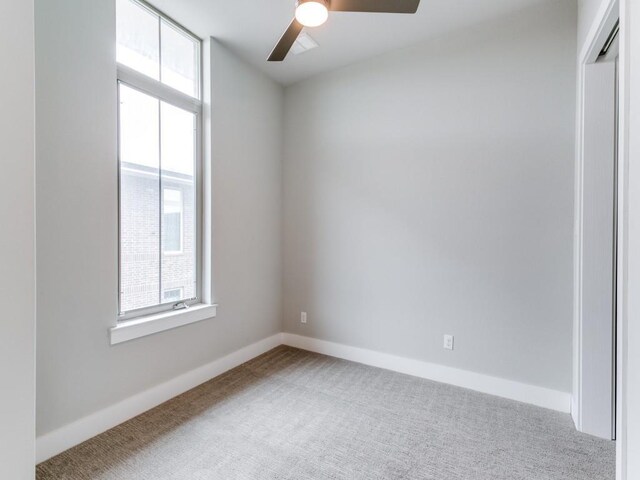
[617,0,640,477]
[575,0,640,478]
[573,0,619,436]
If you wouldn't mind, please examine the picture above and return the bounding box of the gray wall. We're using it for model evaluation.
[282,0,577,392]
[35,0,283,436]
[0,0,36,478]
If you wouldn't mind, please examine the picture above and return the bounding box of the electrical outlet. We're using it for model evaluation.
[301,312,307,324]
[443,334,454,350]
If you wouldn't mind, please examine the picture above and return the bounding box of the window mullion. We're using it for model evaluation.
[158,98,163,306]
[158,15,164,305]
[158,15,162,85]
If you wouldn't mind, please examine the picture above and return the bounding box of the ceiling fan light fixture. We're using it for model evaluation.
[268,0,420,62]
[295,0,329,27]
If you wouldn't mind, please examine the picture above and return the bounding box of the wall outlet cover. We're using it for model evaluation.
[444,334,454,350]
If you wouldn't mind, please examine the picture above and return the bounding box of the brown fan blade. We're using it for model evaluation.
[329,0,420,13]
[268,19,304,62]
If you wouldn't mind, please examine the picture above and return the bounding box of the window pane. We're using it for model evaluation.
[119,84,160,313]
[161,20,198,97]
[160,102,196,302]
[117,0,160,80]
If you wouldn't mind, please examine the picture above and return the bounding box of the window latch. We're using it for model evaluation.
[173,302,190,311]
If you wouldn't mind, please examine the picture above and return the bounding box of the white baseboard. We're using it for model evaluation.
[282,333,571,413]
[37,331,572,464]
[36,333,283,464]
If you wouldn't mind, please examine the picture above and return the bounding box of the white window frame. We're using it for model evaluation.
[116,0,204,323]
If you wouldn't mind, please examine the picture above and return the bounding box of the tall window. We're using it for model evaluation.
[117,0,201,318]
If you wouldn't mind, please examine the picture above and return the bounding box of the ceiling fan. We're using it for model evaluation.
[268,0,421,62]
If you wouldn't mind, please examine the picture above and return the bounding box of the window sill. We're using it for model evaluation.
[110,303,217,345]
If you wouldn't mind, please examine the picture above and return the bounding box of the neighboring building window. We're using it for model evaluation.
[163,188,183,254]
[117,0,202,317]
[163,287,184,303]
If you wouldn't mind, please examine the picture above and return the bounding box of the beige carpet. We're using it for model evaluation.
[37,346,615,479]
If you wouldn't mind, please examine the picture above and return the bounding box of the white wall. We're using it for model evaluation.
[0,0,36,478]
[35,0,283,439]
[283,0,577,393]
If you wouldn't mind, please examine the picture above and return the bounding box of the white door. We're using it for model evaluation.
[580,42,618,440]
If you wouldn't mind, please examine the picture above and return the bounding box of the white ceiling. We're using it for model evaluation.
[150,0,553,86]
